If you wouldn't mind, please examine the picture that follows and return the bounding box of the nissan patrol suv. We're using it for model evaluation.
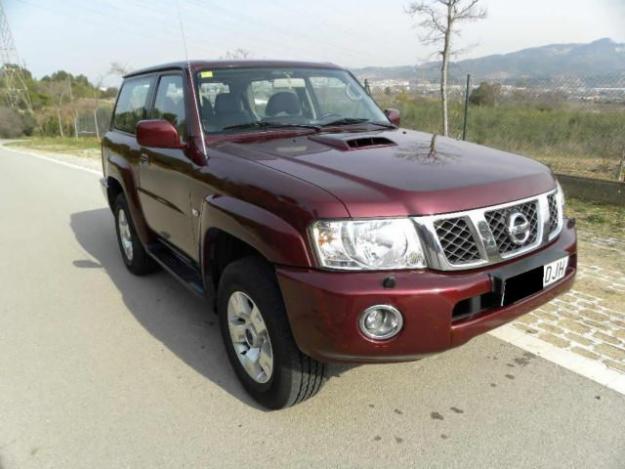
[101,60,576,409]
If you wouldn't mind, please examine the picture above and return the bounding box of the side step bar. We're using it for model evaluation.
[146,241,205,297]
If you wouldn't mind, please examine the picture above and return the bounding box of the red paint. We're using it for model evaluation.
[136,120,184,149]
[102,60,577,364]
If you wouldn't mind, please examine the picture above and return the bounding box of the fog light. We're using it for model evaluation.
[359,305,403,340]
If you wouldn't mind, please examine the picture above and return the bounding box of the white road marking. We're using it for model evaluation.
[490,325,625,395]
[7,144,625,396]
[1,145,102,176]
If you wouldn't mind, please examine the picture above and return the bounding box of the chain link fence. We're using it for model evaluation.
[368,73,625,182]
[75,107,112,138]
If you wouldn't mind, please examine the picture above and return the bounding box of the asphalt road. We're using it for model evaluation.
[1,146,624,469]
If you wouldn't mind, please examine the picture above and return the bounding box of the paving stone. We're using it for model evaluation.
[565,333,593,347]
[571,347,600,361]
[539,303,559,314]
[558,319,591,335]
[594,344,625,361]
[579,309,610,322]
[604,360,625,373]
[537,323,564,335]
[593,331,622,346]
[515,315,537,326]
[582,319,611,331]
[535,311,559,322]
[614,329,625,341]
[557,310,581,320]
[512,323,538,335]
[539,333,570,349]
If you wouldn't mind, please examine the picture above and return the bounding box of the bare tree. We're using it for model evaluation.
[40,80,68,137]
[406,0,486,136]
[221,49,253,60]
[109,62,131,77]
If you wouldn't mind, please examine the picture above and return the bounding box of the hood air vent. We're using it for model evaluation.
[310,134,396,151]
[346,136,395,149]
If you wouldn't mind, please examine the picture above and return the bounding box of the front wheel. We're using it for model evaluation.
[113,194,158,276]
[217,257,326,409]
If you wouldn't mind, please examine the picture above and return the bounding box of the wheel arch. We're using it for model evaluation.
[105,155,155,246]
[199,195,312,295]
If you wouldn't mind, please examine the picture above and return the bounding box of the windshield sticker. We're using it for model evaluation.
[200,71,214,79]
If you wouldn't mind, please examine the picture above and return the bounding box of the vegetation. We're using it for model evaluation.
[567,198,625,239]
[0,64,117,139]
[377,91,625,180]
[6,137,100,158]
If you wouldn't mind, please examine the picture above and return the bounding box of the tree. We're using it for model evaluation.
[406,0,486,136]
[221,49,252,60]
[40,80,70,137]
[469,82,502,106]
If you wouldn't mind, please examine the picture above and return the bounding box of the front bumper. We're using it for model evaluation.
[277,219,577,363]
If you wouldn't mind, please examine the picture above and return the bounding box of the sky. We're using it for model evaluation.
[6,0,625,85]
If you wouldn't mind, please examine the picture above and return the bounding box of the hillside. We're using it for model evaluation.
[353,38,625,85]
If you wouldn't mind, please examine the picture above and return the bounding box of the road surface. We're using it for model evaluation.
[1,146,624,468]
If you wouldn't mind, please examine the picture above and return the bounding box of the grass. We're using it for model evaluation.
[567,198,625,240]
[7,136,101,157]
[378,94,625,181]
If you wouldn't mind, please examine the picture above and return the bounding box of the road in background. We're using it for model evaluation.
[1,147,624,468]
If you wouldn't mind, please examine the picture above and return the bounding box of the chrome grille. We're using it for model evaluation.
[434,218,482,265]
[413,189,563,271]
[485,201,539,254]
[547,194,559,233]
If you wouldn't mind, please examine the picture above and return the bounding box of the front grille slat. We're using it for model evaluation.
[434,218,482,265]
[423,190,561,270]
[485,201,539,255]
[547,194,559,233]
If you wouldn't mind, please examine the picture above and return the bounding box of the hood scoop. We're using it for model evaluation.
[310,134,397,151]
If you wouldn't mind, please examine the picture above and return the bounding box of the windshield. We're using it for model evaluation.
[195,67,389,133]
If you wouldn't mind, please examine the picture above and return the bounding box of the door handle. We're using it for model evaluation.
[139,153,150,166]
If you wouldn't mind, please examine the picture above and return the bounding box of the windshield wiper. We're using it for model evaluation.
[223,121,321,131]
[320,118,396,129]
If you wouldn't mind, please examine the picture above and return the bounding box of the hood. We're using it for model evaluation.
[215,129,555,217]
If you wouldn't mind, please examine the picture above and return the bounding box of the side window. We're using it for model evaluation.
[113,76,154,134]
[152,75,186,140]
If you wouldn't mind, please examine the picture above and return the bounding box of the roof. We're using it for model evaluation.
[124,60,342,78]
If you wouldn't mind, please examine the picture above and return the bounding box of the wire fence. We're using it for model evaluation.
[75,107,112,138]
[368,72,625,182]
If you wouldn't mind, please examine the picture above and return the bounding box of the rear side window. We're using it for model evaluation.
[151,75,186,140]
[113,76,154,134]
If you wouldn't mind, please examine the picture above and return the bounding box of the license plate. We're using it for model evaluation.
[543,257,569,287]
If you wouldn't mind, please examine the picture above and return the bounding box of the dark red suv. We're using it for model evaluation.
[101,60,576,409]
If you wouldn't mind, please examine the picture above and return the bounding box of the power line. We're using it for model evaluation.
[0,0,32,111]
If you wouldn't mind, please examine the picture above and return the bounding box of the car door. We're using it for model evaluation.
[137,73,197,258]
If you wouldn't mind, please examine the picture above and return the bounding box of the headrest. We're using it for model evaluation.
[265,92,301,116]
[215,93,241,114]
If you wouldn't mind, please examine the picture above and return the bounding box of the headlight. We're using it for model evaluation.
[309,218,427,270]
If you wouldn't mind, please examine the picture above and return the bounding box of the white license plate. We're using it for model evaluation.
[543,257,569,287]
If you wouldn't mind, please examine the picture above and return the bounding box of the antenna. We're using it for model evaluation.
[0,0,32,112]
[175,0,207,160]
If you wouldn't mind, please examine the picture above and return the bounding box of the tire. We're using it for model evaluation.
[217,257,326,409]
[113,194,159,276]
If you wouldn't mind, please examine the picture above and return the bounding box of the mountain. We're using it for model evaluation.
[353,38,625,85]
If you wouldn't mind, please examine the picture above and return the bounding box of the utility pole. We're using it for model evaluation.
[0,0,32,112]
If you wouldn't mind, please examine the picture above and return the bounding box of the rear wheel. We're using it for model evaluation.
[113,194,158,276]
[217,257,326,409]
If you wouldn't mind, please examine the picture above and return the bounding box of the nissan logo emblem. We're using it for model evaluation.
[507,212,531,245]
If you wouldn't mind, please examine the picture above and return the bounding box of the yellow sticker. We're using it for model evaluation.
[200,71,214,78]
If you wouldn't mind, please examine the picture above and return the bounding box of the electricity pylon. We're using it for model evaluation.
[0,0,32,112]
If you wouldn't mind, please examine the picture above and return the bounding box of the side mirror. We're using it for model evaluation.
[136,120,183,149]
[384,108,401,127]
